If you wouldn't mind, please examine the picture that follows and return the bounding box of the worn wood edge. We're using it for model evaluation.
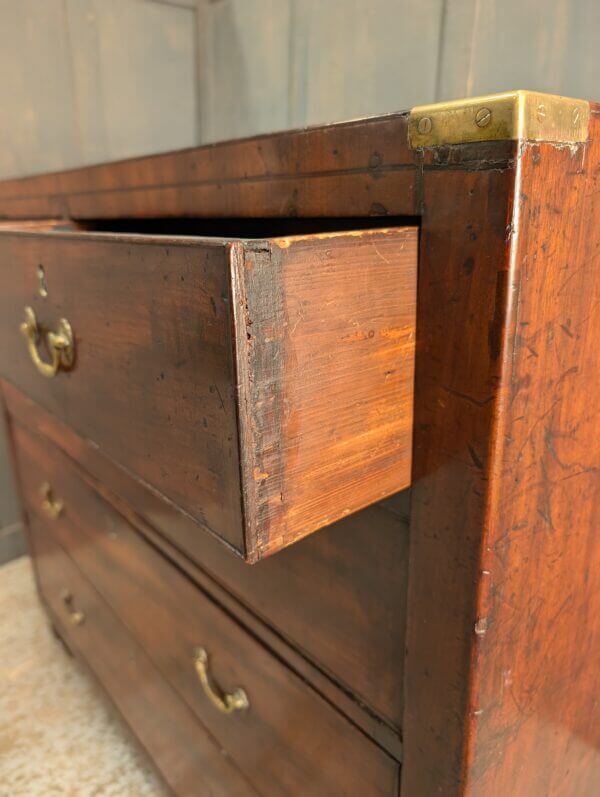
[403,129,599,794]
[0,223,248,249]
[401,142,520,795]
[228,240,258,562]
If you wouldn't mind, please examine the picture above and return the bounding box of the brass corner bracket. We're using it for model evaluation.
[408,90,590,148]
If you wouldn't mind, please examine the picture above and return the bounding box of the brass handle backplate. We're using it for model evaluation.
[60,588,85,626]
[193,647,249,714]
[20,305,74,378]
[40,482,64,520]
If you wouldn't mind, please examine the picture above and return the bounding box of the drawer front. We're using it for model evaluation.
[30,518,256,797]
[15,425,398,796]
[10,410,408,736]
[0,230,245,551]
[0,224,416,560]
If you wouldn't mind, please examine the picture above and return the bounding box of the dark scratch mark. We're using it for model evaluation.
[441,386,494,407]
[468,444,484,471]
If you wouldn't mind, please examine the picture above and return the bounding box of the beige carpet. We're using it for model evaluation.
[0,556,169,797]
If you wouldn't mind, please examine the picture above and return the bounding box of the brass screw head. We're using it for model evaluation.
[475,107,492,128]
[537,103,547,122]
[417,116,432,135]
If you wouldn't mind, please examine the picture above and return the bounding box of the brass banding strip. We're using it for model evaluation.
[408,90,590,148]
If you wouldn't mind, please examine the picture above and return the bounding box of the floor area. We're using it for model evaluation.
[0,556,169,797]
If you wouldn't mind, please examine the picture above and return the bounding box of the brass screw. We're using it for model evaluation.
[417,116,432,135]
[537,104,546,122]
[475,107,491,128]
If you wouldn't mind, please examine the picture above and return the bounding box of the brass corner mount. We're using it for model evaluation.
[408,90,590,149]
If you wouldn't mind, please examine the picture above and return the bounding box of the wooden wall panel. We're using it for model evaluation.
[437,0,600,102]
[0,0,198,180]
[199,0,292,142]
[288,0,444,127]
[0,0,78,178]
[68,0,198,161]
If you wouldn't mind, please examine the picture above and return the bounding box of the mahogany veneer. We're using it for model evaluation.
[1,91,598,795]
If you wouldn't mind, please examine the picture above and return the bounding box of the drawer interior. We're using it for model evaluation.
[76,214,417,237]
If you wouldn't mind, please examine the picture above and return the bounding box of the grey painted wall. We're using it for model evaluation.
[1,0,599,543]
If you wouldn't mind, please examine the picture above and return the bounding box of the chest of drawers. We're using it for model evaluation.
[1,90,598,795]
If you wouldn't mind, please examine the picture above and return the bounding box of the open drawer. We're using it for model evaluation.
[0,222,416,561]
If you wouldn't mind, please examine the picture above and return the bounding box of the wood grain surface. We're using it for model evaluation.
[0,113,417,219]
[15,422,399,796]
[233,228,416,559]
[5,390,408,748]
[402,121,600,794]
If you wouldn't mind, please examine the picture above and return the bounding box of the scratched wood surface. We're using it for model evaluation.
[402,119,600,793]
[466,115,600,796]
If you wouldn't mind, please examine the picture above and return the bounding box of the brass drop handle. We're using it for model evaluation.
[40,482,64,519]
[193,647,249,714]
[20,305,74,378]
[60,588,85,626]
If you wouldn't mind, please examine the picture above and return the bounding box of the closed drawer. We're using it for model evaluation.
[31,518,256,797]
[16,426,399,795]
[0,223,416,560]
[10,413,408,742]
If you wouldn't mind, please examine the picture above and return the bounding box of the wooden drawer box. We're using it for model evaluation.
[9,407,409,739]
[18,423,398,796]
[0,224,416,561]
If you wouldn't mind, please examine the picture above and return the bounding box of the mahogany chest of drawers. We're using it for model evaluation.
[0,90,598,795]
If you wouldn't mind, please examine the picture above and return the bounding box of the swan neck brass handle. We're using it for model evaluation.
[193,647,249,714]
[40,482,64,520]
[20,306,74,378]
[60,589,85,626]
